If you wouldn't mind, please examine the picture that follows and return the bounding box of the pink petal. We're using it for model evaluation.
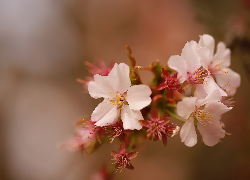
[180,117,197,147]
[197,47,211,68]
[196,89,222,107]
[204,101,232,121]
[121,105,143,130]
[88,75,115,99]
[126,85,152,110]
[214,68,241,96]
[91,101,119,126]
[108,63,131,94]
[203,77,227,97]
[212,42,231,67]
[197,119,225,146]
[177,97,197,119]
[194,85,208,99]
[198,34,215,59]
[181,41,201,73]
[167,55,187,83]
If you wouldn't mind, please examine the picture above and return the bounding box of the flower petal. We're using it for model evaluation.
[197,119,225,146]
[181,41,201,73]
[126,84,152,110]
[91,101,119,126]
[212,42,231,67]
[177,97,197,119]
[194,84,208,99]
[167,55,187,83]
[180,117,197,147]
[203,77,227,97]
[197,47,211,68]
[204,101,232,121]
[88,75,115,99]
[121,105,143,130]
[198,34,215,59]
[214,68,241,96]
[108,63,131,94]
[196,89,222,107]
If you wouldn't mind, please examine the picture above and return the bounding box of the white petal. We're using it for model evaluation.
[196,89,222,107]
[203,77,227,97]
[180,117,197,147]
[91,101,119,126]
[197,47,211,68]
[181,41,201,73]
[212,42,231,67]
[214,68,241,96]
[198,34,215,59]
[108,63,131,93]
[126,85,152,110]
[88,75,115,99]
[197,119,225,146]
[121,105,143,130]
[167,55,187,83]
[194,85,208,99]
[177,97,197,119]
[204,101,232,121]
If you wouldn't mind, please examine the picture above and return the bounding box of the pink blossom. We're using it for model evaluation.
[88,63,152,130]
[177,89,232,147]
[167,41,209,86]
[198,34,241,96]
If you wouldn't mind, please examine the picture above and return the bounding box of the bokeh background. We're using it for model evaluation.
[1,0,250,179]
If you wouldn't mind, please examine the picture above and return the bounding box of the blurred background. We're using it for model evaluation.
[0,0,250,179]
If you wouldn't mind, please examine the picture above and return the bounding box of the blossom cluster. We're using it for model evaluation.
[62,34,240,179]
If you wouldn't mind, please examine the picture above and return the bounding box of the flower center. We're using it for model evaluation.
[209,59,228,75]
[108,91,126,110]
[187,66,209,85]
[193,110,213,127]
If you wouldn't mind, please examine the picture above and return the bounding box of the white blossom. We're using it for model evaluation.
[88,63,152,130]
[177,89,232,147]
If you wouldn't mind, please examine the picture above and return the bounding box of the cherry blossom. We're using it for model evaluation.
[177,89,232,147]
[198,34,241,96]
[88,63,152,130]
[167,41,209,86]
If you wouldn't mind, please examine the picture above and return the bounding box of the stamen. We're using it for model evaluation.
[109,92,125,110]
[187,66,209,85]
[194,110,213,127]
[209,59,229,75]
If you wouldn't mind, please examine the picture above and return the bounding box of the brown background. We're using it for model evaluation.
[0,0,250,179]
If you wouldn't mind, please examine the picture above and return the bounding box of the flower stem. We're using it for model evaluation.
[127,135,136,152]
[162,89,168,100]
[165,103,177,108]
